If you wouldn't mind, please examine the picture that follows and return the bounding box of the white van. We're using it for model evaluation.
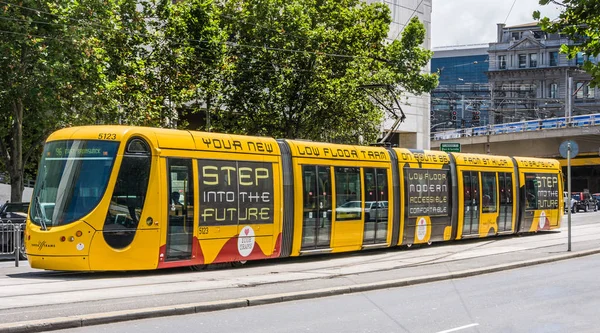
[564,191,576,213]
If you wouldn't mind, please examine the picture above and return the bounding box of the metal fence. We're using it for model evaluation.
[0,222,25,266]
[432,113,600,141]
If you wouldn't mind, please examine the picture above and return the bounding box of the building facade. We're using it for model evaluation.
[366,0,432,149]
[431,45,490,132]
[488,23,599,124]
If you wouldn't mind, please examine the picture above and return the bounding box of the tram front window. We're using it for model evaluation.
[29,140,119,227]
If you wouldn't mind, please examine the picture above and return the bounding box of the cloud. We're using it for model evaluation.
[431,0,562,48]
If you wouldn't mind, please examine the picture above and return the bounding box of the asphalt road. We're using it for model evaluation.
[2,211,600,332]
[54,253,600,333]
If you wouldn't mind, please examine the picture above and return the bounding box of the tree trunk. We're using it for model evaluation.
[9,98,24,203]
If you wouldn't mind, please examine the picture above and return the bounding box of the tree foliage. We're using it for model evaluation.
[0,0,106,201]
[535,0,600,87]
[1,0,437,200]
[216,0,437,143]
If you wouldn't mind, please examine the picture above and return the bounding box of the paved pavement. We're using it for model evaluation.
[1,213,599,333]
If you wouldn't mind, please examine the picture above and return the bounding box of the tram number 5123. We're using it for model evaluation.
[198,226,209,235]
[98,133,117,140]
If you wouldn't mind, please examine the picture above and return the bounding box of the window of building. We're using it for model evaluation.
[518,54,527,68]
[576,83,596,99]
[511,32,521,40]
[576,52,584,66]
[498,55,506,69]
[576,82,584,99]
[549,83,558,98]
[529,53,537,67]
[549,51,558,66]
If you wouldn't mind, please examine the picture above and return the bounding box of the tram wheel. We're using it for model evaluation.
[231,260,247,268]
[427,241,432,245]
[189,265,206,271]
[407,243,412,248]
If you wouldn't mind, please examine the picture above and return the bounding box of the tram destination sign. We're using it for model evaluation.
[440,143,461,153]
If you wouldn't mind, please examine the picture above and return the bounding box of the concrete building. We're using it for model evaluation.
[366,0,432,149]
[431,45,490,132]
[488,22,600,124]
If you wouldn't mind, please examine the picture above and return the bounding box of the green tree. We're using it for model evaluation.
[0,0,106,202]
[0,0,162,202]
[0,0,225,201]
[217,0,437,143]
[534,0,600,87]
[148,0,226,129]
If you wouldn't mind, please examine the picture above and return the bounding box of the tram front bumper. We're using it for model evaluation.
[26,222,95,271]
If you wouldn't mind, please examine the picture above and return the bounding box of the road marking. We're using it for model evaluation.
[436,323,479,333]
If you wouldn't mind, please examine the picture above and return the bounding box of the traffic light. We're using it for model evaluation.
[472,111,480,125]
[451,111,457,121]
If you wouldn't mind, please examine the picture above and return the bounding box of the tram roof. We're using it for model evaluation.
[452,152,514,167]
[394,148,450,165]
[46,126,281,156]
[284,139,390,161]
[513,156,560,169]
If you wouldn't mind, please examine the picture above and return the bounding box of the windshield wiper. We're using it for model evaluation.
[34,196,48,231]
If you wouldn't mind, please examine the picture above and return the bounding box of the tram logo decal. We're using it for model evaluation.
[238,226,256,257]
[539,211,547,229]
[32,240,56,251]
[416,218,427,241]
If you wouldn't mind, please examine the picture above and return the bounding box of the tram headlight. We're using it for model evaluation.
[76,230,83,237]
[69,236,75,242]
[60,236,66,242]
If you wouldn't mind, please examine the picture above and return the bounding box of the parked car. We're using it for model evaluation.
[593,193,600,210]
[0,201,29,259]
[334,200,388,221]
[564,191,577,213]
[571,192,597,212]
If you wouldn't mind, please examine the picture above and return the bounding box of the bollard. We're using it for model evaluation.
[15,224,20,267]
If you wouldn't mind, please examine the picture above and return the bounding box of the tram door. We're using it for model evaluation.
[363,168,388,244]
[166,158,195,261]
[301,166,332,249]
[462,171,480,236]
[498,172,514,232]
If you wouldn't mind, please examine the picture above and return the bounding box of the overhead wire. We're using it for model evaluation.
[393,0,426,41]
[503,0,517,24]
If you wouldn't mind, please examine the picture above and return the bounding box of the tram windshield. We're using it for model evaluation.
[30,140,120,228]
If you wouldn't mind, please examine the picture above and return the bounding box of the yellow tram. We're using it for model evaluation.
[24,126,563,271]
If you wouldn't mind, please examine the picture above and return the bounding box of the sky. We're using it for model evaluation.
[431,0,563,48]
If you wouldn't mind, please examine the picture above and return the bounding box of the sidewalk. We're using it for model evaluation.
[1,217,599,333]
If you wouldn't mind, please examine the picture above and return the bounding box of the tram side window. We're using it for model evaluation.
[198,160,274,226]
[481,172,497,213]
[104,138,151,249]
[499,173,513,205]
[525,174,538,210]
[105,156,151,229]
[525,172,559,210]
[406,168,450,217]
[335,167,361,221]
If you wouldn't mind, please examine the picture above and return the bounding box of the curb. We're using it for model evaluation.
[2,248,599,333]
